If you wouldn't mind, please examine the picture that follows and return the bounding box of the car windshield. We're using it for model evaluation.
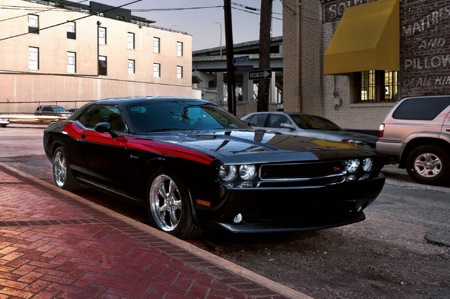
[290,114,343,131]
[54,106,66,112]
[129,101,250,132]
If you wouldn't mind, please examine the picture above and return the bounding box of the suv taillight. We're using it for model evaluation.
[378,124,385,138]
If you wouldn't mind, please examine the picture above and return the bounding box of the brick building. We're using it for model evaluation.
[283,0,450,132]
[0,0,198,114]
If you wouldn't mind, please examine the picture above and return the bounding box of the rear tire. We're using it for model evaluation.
[406,145,449,186]
[52,147,81,191]
[147,167,202,239]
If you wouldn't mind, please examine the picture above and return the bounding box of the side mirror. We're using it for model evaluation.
[94,122,118,138]
[280,123,295,130]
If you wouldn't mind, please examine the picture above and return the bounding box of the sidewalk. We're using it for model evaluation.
[0,163,311,299]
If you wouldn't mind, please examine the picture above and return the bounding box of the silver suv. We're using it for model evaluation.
[377,95,450,186]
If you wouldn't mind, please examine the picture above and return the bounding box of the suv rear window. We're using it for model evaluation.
[392,96,450,120]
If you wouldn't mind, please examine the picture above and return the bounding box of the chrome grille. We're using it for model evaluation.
[259,161,346,181]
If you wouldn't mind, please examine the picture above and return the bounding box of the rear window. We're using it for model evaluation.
[392,96,450,120]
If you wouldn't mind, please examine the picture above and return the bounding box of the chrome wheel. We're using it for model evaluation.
[406,145,449,186]
[53,149,68,188]
[413,152,442,178]
[52,147,80,191]
[149,174,182,232]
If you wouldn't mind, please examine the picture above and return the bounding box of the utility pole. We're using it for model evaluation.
[224,0,236,115]
[257,0,272,112]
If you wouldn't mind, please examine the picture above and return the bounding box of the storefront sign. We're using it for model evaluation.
[322,0,374,23]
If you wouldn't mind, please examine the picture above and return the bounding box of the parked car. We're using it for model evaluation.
[0,117,9,127]
[377,95,450,186]
[43,97,385,239]
[241,111,379,152]
[35,105,72,119]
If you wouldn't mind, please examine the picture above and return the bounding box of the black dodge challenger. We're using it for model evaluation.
[43,97,385,239]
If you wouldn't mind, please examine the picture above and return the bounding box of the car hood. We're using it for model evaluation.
[134,129,375,164]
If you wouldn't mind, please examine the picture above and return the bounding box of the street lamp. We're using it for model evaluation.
[215,21,223,56]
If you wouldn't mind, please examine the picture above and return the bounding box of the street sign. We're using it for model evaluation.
[232,55,250,65]
[249,69,272,80]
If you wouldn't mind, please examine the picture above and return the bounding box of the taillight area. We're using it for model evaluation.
[378,124,385,138]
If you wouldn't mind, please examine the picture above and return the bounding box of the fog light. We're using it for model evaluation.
[233,213,243,224]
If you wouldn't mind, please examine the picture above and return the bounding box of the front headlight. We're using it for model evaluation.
[219,165,237,181]
[345,159,360,173]
[362,158,373,172]
[239,164,256,180]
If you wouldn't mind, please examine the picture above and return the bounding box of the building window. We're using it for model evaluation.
[127,32,135,49]
[153,37,160,53]
[67,21,76,39]
[128,59,135,74]
[153,63,161,77]
[353,70,398,103]
[98,27,106,45]
[28,14,39,34]
[98,55,107,76]
[28,47,39,70]
[67,52,76,73]
[176,41,183,57]
[177,65,183,79]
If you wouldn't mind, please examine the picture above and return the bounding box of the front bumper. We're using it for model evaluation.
[196,173,385,233]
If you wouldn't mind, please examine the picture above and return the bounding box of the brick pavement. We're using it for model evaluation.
[0,164,311,299]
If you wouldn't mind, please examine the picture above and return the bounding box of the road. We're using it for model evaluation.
[1,123,449,299]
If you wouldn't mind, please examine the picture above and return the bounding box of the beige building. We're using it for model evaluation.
[0,0,199,114]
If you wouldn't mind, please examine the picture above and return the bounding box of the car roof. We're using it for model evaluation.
[92,96,209,106]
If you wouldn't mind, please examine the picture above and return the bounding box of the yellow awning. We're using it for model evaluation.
[324,0,399,75]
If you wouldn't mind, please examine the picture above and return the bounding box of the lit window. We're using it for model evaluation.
[28,15,39,34]
[153,37,160,53]
[127,32,135,49]
[99,27,106,45]
[98,55,107,76]
[28,47,39,70]
[177,65,183,79]
[128,59,135,74]
[176,41,183,57]
[67,21,76,39]
[153,63,161,77]
[67,52,76,73]
[353,70,398,103]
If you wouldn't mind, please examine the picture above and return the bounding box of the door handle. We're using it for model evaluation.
[81,134,86,139]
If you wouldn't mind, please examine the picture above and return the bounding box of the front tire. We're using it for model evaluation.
[52,147,81,191]
[406,145,449,186]
[147,168,202,239]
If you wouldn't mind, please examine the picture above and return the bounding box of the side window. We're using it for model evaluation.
[176,41,183,57]
[28,14,39,34]
[248,113,267,127]
[67,21,76,39]
[78,105,124,131]
[153,37,160,53]
[268,114,289,128]
[393,97,450,120]
[98,27,107,45]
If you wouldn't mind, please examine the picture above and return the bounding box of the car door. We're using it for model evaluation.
[266,113,294,134]
[76,104,133,194]
[246,113,268,130]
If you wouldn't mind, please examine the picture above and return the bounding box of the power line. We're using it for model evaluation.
[0,1,88,23]
[0,0,142,42]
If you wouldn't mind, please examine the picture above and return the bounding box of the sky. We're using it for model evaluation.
[91,0,283,51]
